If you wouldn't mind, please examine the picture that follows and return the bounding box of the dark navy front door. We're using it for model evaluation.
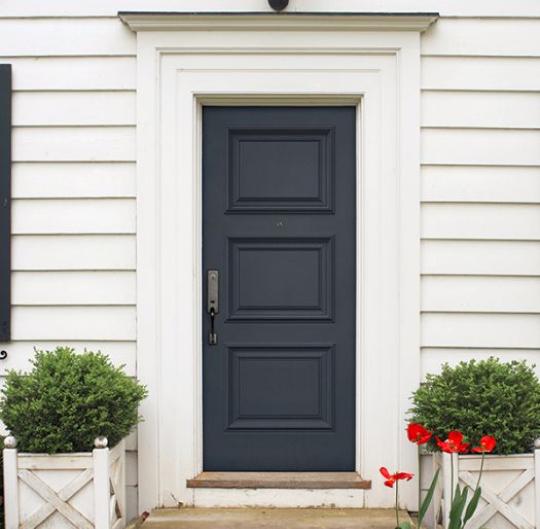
[202,107,356,471]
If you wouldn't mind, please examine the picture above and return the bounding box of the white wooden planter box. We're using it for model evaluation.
[432,448,540,529]
[3,437,126,529]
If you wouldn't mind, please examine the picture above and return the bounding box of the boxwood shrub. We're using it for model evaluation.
[409,357,540,455]
[0,347,147,453]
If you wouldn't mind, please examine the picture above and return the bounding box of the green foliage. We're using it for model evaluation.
[418,469,440,528]
[409,358,540,454]
[446,484,482,529]
[0,347,147,454]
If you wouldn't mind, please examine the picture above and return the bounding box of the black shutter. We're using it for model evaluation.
[0,65,11,342]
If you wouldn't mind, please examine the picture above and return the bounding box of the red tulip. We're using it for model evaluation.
[379,467,414,488]
[472,435,496,454]
[407,423,432,445]
[436,431,470,454]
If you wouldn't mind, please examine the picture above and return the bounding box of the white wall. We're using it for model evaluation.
[0,0,539,519]
[0,13,139,519]
[421,18,540,373]
[419,15,540,512]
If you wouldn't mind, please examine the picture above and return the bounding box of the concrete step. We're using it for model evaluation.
[186,472,371,490]
[137,507,412,529]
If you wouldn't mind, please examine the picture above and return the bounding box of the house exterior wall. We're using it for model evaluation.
[0,0,538,520]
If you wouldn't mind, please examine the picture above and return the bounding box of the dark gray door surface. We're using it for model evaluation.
[203,107,356,471]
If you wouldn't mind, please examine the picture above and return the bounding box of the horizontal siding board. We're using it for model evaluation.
[0,18,135,57]
[13,199,135,234]
[422,91,540,129]
[422,166,540,203]
[421,348,540,378]
[422,57,540,91]
[422,313,540,348]
[0,341,136,376]
[12,235,135,270]
[422,240,540,276]
[422,276,540,313]
[422,19,540,57]
[13,162,136,198]
[11,306,136,340]
[422,129,540,166]
[12,271,136,305]
[2,0,540,17]
[8,57,136,91]
[422,203,540,240]
[13,92,136,126]
[13,127,135,162]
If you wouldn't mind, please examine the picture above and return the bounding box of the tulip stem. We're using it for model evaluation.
[395,480,400,528]
[475,452,486,491]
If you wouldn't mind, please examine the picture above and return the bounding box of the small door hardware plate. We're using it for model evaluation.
[207,270,219,315]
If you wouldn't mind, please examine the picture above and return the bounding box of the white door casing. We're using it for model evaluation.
[120,12,437,511]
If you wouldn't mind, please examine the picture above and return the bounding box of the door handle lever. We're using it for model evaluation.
[207,270,219,345]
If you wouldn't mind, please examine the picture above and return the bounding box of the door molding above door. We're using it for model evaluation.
[122,12,435,513]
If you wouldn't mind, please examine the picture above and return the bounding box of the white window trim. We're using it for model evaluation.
[121,12,436,513]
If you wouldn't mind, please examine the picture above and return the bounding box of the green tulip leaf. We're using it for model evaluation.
[418,468,440,528]
[463,486,482,526]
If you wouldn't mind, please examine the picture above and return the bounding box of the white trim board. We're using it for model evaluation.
[125,14,426,512]
[119,12,438,32]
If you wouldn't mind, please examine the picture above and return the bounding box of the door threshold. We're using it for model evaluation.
[186,472,371,490]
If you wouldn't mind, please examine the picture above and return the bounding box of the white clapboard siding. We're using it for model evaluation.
[422,92,540,129]
[422,166,540,203]
[421,349,540,377]
[3,0,540,17]
[422,203,540,240]
[422,240,540,276]
[0,342,136,376]
[12,162,136,198]
[13,127,135,162]
[422,57,540,91]
[0,18,135,57]
[11,306,136,341]
[422,313,540,349]
[13,92,136,126]
[422,19,540,57]
[12,235,136,270]
[422,129,540,166]
[12,271,136,305]
[8,57,136,91]
[13,199,136,234]
[422,276,540,313]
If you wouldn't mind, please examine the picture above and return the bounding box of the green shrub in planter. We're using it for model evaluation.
[409,357,540,455]
[0,347,147,453]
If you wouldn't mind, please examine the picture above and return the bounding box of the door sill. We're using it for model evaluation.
[186,472,371,490]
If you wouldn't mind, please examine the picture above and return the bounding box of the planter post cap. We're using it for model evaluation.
[94,436,108,449]
[4,435,17,449]
[535,438,540,449]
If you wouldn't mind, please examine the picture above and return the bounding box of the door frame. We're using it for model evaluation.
[121,11,437,512]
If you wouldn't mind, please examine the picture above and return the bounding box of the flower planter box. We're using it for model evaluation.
[3,436,126,529]
[432,447,540,529]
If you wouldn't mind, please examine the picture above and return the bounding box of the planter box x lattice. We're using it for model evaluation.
[3,436,126,529]
[432,443,540,529]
